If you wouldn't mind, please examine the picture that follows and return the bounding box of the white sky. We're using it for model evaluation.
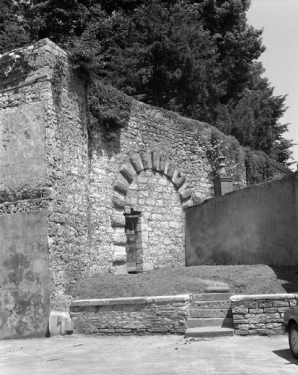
[247,0,298,161]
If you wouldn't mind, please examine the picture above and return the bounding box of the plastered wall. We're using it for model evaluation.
[186,173,298,266]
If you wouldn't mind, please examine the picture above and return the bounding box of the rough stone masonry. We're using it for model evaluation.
[0,38,289,336]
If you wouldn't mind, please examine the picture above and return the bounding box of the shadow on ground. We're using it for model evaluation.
[273,349,298,366]
[270,266,298,293]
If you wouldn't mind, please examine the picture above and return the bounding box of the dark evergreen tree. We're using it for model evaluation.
[0,0,293,161]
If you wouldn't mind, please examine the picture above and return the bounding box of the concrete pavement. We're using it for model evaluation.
[0,334,297,375]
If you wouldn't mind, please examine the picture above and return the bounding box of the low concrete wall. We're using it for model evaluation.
[70,295,190,335]
[230,294,298,336]
[185,172,298,266]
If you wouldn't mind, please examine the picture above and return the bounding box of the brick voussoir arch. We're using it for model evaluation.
[112,150,193,219]
[110,150,192,271]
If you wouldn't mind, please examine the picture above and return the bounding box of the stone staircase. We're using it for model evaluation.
[185,280,234,339]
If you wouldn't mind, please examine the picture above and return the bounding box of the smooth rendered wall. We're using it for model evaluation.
[0,211,50,339]
[186,173,298,266]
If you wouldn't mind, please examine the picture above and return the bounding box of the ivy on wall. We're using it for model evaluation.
[88,80,133,140]
[244,148,286,185]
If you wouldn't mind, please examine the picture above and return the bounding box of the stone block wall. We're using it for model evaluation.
[0,39,293,319]
[0,39,90,310]
[70,295,190,335]
[89,98,247,274]
[230,294,298,336]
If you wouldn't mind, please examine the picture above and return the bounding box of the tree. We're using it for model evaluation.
[0,0,31,53]
[0,0,292,161]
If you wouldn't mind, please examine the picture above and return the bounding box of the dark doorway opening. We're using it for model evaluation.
[124,207,141,274]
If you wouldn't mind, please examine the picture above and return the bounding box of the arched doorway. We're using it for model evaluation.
[110,151,193,274]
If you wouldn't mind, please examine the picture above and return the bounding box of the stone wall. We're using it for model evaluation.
[0,39,90,310]
[185,172,298,266]
[0,39,293,319]
[230,294,298,336]
[89,97,247,274]
[70,295,190,335]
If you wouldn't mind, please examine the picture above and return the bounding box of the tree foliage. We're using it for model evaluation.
[0,0,293,162]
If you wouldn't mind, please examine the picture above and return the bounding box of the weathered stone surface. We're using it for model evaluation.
[140,151,153,170]
[231,294,298,336]
[49,311,74,336]
[112,228,127,245]
[2,39,288,327]
[126,170,185,269]
[172,171,185,189]
[120,164,135,184]
[179,189,192,201]
[159,156,167,173]
[130,154,144,173]
[70,295,190,335]
[111,211,126,228]
[152,152,160,171]
[113,193,126,209]
[114,178,129,195]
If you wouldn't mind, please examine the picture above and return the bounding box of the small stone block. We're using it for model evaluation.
[111,214,125,228]
[48,311,74,336]
[152,152,160,170]
[140,151,153,170]
[159,156,167,172]
[113,194,126,209]
[120,164,135,183]
[130,154,144,173]
[114,179,129,195]
[179,189,192,201]
[172,171,185,189]
[166,163,175,179]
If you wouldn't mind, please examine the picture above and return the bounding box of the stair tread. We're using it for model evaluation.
[192,293,232,301]
[189,309,232,318]
[188,317,233,321]
[185,326,234,338]
[187,317,234,328]
[204,286,230,293]
[186,327,234,333]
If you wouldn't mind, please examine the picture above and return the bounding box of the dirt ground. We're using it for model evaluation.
[67,265,298,299]
[1,335,297,375]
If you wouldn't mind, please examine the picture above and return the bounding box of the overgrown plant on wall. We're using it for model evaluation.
[245,148,277,185]
[0,52,32,91]
[87,81,133,141]
[206,128,246,188]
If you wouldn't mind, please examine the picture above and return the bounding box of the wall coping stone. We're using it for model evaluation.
[230,293,298,302]
[71,294,190,307]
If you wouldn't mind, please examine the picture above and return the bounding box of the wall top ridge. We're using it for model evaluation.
[0,38,67,61]
[0,38,69,93]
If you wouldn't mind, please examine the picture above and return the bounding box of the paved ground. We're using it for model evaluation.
[0,334,297,375]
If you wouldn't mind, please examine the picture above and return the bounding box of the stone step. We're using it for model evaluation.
[189,308,232,319]
[204,285,230,293]
[192,293,232,302]
[191,300,231,309]
[187,317,234,328]
[185,326,234,339]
